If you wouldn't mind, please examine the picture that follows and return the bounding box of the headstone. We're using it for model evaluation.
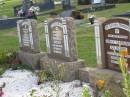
[44,17,77,61]
[62,0,71,10]
[78,0,91,5]
[94,18,130,70]
[17,19,40,53]
[17,19,45,69]
[92,0,105,5]
[22,0,33,14]
[38,0,55,11]
[40,17,85,81]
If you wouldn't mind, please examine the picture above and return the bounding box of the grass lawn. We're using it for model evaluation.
[0,1,130,67]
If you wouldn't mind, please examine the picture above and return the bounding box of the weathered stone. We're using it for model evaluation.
[17,19,40,53]
[44,17,77,61]
[40,55,85,82]
[79,67,125,97]
[18,51,46,69]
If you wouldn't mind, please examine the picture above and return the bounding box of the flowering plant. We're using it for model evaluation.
[118,48,130,97]
[96,80,105,90]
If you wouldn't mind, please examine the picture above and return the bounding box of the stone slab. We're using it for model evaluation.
[18,51,46,69]
[40,55,85,82]
[79,67,125,97]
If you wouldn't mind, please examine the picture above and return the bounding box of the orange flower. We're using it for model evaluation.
[120,49,128,57]
[96,80,105,90]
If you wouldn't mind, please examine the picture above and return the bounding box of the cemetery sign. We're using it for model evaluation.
[95,18,130,70]
[17,19,40,53]
[44,17,77,61]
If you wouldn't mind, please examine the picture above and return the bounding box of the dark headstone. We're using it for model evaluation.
[113,12,130,17]
[0,17,26,29]
[62,0,72,10]
[94,18,130,71]
[78,0,91,5]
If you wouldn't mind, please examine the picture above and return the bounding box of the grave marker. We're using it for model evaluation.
[44,17,77,61]
[62,0,71,10]
[17,19,40,53]
[95,18,130,70]
[41,17,85,81]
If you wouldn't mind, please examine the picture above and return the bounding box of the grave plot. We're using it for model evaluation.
[17,19,45,69]
[40,17,85,82]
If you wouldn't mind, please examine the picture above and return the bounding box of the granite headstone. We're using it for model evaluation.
[44,17,78,61]
[94,18,130,70]
[17,19,40,53]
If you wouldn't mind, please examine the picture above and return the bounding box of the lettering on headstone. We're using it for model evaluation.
[95,18,130,70]
[44,17,77,61]
[17,19,40,52]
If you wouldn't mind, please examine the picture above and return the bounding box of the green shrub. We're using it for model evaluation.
[0,49,17,64]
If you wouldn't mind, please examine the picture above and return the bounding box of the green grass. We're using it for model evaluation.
[0,0,21,17]
[0,1,130,67]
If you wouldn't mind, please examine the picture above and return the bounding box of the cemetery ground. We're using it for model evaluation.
[0,0,130,97]
[0,3,130,67]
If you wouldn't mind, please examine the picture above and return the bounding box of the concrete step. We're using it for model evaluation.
[78,67,124,97]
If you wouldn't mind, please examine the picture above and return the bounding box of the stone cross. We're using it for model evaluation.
[44,17,78,61]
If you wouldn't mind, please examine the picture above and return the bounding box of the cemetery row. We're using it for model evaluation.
[16,16,130,97]
[17,17,130,70]
[0,0,117,29]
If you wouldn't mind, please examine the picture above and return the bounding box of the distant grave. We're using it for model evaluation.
[36,0,55,11]
[94,18,130,71]
[14,0,55,16]
[78,0,91,5]
[0,17,26,29]
[113,12,130,18]
[62,0,72,10]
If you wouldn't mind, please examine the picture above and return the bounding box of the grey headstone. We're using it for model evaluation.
[17,19,40,53]
[44,17,78,61]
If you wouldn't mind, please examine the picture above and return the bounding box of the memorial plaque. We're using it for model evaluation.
[102,18,130,70]
[17,19,40,53]
[44,17,77,61]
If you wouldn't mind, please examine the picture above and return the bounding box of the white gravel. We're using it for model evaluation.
[0,69,93,97]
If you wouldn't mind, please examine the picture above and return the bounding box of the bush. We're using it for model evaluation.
[0,49,19,64]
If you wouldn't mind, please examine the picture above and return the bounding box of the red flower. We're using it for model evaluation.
[0,91,4,97]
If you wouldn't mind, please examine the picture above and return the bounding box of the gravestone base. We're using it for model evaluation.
[40,55,85,82]
[79,67,125,97]
[18,51,46,69]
